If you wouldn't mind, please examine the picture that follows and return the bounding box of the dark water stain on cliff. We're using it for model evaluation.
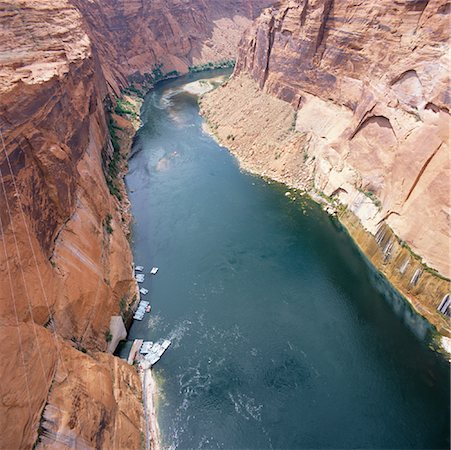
[122,71,450,449]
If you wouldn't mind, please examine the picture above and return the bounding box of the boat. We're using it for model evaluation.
[143,339,171,366]
[139,288,149,295]
[140,341,154,354]
[133,300,151,321]
[136,273,145,283]
[135,265,144,272]
[150,267,159,275]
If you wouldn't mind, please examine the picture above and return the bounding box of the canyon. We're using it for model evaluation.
[0,0,449,447]
[201,0,451,338]
[0,0,270,448]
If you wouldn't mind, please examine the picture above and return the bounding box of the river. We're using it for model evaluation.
[120,71,450,449]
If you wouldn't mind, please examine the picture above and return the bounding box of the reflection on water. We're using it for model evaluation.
[121,71,450,449]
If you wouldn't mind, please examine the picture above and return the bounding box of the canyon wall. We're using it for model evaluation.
[201,0,450,337]
[0,0,271,447]
[69,0,274,94]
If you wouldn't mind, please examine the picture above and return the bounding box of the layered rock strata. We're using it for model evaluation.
[201,0,450,337]
[0,0,271,447]
[69,0,274,93]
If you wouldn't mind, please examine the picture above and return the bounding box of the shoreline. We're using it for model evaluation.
[110,87,162,448]
[199,117,451,360]
[141,368,161,450]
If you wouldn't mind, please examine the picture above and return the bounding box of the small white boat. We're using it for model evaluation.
[145,305,151,313]
[135,266,144,272]
[140,341,154,354]
[136,274,145,283]
[139,288,149,295]
[150,267,159,275]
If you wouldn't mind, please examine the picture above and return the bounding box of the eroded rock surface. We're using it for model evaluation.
[70,0,273,93]
[0,0,271,447]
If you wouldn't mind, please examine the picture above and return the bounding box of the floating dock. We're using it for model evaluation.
[133,300,151,320]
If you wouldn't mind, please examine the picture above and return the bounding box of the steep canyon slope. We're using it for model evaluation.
[0,0,270,447]
[201,0,451,336]
[70,0,273,93]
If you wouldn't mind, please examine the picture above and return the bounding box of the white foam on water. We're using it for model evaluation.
[157,88,182,110]
[166,319,192,349]
[147,312,162,329]
[228,392,263,422]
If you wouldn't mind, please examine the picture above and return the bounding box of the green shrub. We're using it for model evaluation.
[119,296,127,319]
[188,59,235,73]
[124,84,144,98]
[104,214,113,234]
[105,330,112,343]
[105,118,124,201]
[114,98,135,116]
[363,190,382,209]
[151,64,164,82]
[291,111,298,131]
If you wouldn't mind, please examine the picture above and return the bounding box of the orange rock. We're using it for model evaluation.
[0,0,272,447]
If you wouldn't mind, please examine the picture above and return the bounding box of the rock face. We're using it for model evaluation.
[70,0,273,93]
[0,0,271,447]
[201,0,450,335]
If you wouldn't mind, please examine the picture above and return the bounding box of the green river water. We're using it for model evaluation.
[120,71,450,449]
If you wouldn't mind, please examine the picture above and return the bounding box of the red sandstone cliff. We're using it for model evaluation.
[0,0,271,447]
[201,0,450,335]
[70,0,273,93]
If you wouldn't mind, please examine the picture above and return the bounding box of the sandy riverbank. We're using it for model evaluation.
[182,75,228,96]
[141,368,161,450]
